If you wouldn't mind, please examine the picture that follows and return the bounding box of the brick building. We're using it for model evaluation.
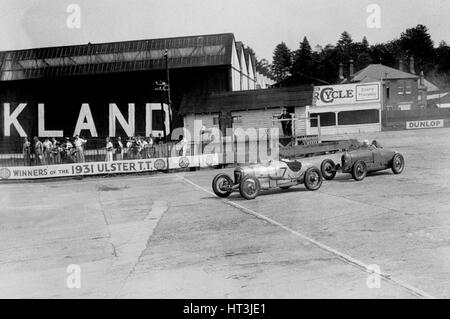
[343,59,438,110]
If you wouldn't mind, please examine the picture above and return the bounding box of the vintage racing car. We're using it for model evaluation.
[212,159,322,200]
[320,141,405,181]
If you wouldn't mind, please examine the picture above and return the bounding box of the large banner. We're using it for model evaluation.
[0,154,221,180]
[312,82,380,106]
[0,158,168,180]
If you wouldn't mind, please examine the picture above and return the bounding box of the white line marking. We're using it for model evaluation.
[177,173,436,299]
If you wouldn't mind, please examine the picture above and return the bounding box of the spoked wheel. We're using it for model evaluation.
[212,174,233,198]
[391,153,405,174]
[351,160,367,181]
[239,176,261,200]
[320,159,337,180]
[304,167,322,191]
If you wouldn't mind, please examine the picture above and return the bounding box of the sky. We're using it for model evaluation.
[1,0,450,61]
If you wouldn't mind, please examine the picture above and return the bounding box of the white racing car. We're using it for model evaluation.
[212,159,322,200]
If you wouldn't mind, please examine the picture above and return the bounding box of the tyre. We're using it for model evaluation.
[320,159,337,180]
[304,167,322,191]
[351,160,367,181]
[391,153,405,174]
[239,176,261,200]
[212,174,233,198]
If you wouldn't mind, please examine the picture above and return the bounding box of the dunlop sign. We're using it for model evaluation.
[406,119,444,130]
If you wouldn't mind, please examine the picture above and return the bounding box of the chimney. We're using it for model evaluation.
[409,56,415,74]
[349,59,354,77]
[339,62,344,80]
[399,58,404,72]
[419,70,424,86]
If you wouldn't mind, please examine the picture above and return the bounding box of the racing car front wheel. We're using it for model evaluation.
[320,159,337,180]
[239,176,260,200]
[352,160,367,181]
[212,174,233,198]
[304,167,322,191]
[391,154,405,174]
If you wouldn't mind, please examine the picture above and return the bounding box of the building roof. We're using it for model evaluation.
[272,73,330,87]
[350,64,419,82]
[179,86,313,114]
[0,33,236,81]
[243,48,256,75]
[422,78,440,92]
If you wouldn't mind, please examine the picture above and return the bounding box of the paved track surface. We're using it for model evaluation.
[1,128,450,298]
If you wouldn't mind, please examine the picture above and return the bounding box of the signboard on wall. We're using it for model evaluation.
[0,158,167,180]
[0,102,170,139]
[167,154,219,169]
[406,119,444,130]
[312,82,380,106]
[0,154,220,180]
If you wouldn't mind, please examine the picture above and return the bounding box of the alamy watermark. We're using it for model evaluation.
[66,4,81,29]
[366,4,381,29]
[366,264,381,289]
[66,264,81,289]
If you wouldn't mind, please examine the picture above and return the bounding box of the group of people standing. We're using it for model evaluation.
[22,135,87,166]
[104,133,166,162]
[21,133,172,166]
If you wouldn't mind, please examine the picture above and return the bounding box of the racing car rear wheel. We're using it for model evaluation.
[239,176,261,200]
[391,154,405,174]
[351,160,367,181]
[320,159,337,180]
[304,167,322,191]
[212,174,233,198]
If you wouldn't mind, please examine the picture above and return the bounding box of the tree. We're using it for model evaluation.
[362,36,369,48]
[335,31,355,72]
[245,45,274,79]
[272,42,292,82]
[291,36,313,75]
[267,24,450,86]
[399,24,435,74]
[369,40,400,68]
[256,58,274,79]
[337,31,353,47]
[435,41,450,74]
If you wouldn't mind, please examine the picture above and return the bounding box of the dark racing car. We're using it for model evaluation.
[320,140,405,181]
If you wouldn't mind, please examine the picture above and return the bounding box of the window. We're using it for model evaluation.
[213,117,219,125]
[398,81,405,95]
[405,83,412,95]
[398,104,411,111]
[309,112,336,127]
[233,116,242,123]
[337,109,379,125]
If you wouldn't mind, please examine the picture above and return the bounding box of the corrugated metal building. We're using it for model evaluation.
[0,33,259,151]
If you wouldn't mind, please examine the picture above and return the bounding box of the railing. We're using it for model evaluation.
[0,140,191,167]
[0,135,282,168]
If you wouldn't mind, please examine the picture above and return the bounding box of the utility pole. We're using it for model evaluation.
[164,49,172,106]
[154,81,169,143]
